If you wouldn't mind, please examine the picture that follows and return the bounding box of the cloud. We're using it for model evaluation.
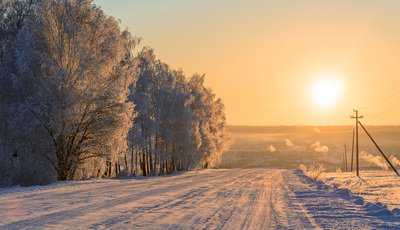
[390,155,400,166]
[286,139,294,147]
[313,127,321,134]
[268,145,276,153]
[360,151,388,170]
[316,145,329,153]
[310,141,329,154]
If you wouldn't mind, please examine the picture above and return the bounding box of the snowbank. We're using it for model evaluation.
[299,169,400,220]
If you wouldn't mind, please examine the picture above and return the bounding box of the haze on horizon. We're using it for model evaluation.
[95,0,400,126]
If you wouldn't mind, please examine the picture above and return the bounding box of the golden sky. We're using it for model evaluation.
[95,0,400,125]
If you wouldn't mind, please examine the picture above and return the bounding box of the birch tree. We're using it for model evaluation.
[9,0,137,180]
[128,49,229,175]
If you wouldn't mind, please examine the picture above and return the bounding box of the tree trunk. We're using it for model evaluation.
[165,157,169,174]
[96,168,101,178]
[154,134,158,176]
[135,148,138,176]
[57,165,68,181]
[146,146,150,176]
[130,148,134,175]
[141,150,147,176]
[108,161,112,177]
[178,160,182,171]
[55,138,69,180]
[124,152,128,173]
[186,159,191,171]
[147,141,153,175]
[115,161,119,176]
[171,156,176,172]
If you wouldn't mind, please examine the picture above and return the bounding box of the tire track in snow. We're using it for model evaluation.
[90,169,257,229]
[0,170,223,204]
[0,170,227,215]
[2,169,396,229]
[240,173,274,230]
[0,170,244,229]
[271,171,319,229]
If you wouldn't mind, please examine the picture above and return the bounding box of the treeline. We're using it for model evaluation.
[0,0,229,186]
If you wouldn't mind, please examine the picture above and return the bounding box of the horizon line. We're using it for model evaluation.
[226,124,400,127]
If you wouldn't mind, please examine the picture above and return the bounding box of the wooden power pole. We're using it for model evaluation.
[350,128,354,172]
[344,144,347,172]
[350,109,363,177]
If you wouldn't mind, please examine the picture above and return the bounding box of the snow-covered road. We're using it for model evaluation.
[0,169,399,229]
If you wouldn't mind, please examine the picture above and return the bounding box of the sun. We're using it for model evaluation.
[311,77,346,108]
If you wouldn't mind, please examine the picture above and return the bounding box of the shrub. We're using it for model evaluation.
[299,162,326,181]
[307,162,326,181]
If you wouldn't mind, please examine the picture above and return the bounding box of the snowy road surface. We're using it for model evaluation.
[0,169,399,229]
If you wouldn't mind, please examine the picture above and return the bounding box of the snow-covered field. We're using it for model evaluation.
[1,169,399,229]
[322,170,400,214]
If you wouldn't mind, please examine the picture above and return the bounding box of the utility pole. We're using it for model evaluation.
[341,151,344,172]
[350,109,363,177]
[344,144,347,172]
[351,129,354,172]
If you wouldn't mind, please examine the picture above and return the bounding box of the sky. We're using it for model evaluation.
[94,0,400,126]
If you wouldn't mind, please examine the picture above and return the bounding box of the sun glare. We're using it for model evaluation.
[311,77,346,108]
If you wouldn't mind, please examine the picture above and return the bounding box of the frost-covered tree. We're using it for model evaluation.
[128,48,229,175]
[1,0,137,182]
[0,0,47,186]
[0,0,227,186]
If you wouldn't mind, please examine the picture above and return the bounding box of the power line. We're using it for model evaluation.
[364,101,400,118]
[359,91,400,112]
